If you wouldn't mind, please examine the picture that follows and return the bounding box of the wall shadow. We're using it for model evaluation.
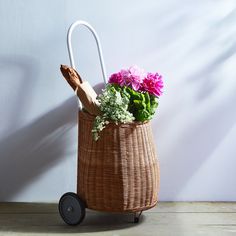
[157,101,236,199]
[0,97,77,201]
[0,55,39,131]
[154,50,236,200]
[148,4,236,200]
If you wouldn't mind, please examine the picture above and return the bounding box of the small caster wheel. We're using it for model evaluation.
[58,192,85,225]
[134,211,142,223]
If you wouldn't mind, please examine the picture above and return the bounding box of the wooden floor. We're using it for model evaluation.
[0,202,235,235]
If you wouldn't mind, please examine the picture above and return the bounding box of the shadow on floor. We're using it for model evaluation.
[0,203,141,233]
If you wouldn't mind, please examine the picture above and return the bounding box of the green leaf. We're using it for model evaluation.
[134,109,150,121]
[133,99,145,109]
[144,92,151,112]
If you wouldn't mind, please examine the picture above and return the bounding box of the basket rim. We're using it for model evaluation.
[79,110,150,126]
[84,200,158,213]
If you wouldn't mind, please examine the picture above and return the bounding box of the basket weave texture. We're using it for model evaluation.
[77,110,160,212]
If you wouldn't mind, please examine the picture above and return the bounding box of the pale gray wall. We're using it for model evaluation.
[0,0,236,202]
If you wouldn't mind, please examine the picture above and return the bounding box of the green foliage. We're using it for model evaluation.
[92,84,159,140]
[123,86,159,122]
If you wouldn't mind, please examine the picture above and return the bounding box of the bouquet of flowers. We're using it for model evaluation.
[92,65,163,140]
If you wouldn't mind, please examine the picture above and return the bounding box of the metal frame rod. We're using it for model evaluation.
[67,20,107,84]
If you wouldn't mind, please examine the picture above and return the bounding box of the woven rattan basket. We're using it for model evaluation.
[77,110,160,213]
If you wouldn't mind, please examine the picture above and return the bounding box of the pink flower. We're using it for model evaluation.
[108,66,145,91]
[108,66,163,96]
[141,73,163,97]
[126,66,145,90]
[129,65,146,80]
[108,72,125,86]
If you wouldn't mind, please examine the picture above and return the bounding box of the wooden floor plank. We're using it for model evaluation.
[149,202,236,213]
[0,202,235,235]
[0,203,57,214]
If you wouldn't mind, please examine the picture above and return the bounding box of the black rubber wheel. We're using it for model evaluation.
[58,192,86,225]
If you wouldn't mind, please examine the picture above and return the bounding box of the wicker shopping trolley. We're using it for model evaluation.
[58,20,160,225]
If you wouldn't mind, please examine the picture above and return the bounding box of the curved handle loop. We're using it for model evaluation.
[67,20,107,84]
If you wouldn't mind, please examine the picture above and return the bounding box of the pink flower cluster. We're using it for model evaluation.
[108,66,163,97]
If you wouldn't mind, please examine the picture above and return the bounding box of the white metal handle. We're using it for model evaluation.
[67,20,107,84]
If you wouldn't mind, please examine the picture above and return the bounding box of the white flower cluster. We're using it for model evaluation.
[92,84,134,140]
